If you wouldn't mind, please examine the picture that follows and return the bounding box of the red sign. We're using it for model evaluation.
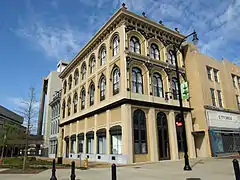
[176,122,183,127]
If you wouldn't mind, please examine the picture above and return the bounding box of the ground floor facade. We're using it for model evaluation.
[205,109,240,156]
[58,103,196,164]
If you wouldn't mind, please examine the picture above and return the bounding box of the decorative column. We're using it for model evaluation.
[168,111,178,160]
[185,112,196,158]
[148,108,158,162]
[121,104,133,163]
[106,110,111,154]
[94,114,98,154]
[83,118,87,154]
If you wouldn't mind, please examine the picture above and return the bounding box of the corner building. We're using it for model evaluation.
[58,7,196,164]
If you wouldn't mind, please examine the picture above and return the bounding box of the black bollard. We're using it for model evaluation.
[71,161,76,180]
[112,163,117,180]
[50,159,57,180]
[233,159,240,180]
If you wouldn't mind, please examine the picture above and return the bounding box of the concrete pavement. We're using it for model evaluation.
[0,158,236,180]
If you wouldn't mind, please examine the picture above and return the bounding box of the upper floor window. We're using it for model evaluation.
[81,62,86,80]
[89,83,95,106]
[210,88,216,106]
[68,75,72,90]
[81,88,86,110]
[113,68,120,95]
[74,69,79,86]
[67,97,71,116]
[100,76,106,101]
[63,80,67,94]
[213,69,219,82]
[206,66,212,80]
[73,92,78,113]
[62,100,65,118]
[132,67,143,94]
[172,77,179,100]
[90,56,95,74]
[238,77,240,89]
[168,50,176,65]
[217,90,223,108]
[113,36,119,56]
[150,43,160,60]
[153,73,163,97]
[130,36,140,54]
[232,74,237,88]
[100,47,106,66]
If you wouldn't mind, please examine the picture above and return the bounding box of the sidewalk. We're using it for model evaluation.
[0,158,236,180]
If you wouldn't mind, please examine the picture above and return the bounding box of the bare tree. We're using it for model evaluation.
[17,87,37,171]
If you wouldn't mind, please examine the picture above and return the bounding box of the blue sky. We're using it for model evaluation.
[0,0,239,121]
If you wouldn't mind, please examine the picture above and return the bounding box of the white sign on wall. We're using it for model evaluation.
[206,110,240,129]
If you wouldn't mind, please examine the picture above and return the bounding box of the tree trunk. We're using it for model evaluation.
[1,146,4,159]
[22,145,27,171]
[11,146,14,158]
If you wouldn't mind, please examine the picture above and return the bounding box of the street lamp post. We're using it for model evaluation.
[171,30,199,171]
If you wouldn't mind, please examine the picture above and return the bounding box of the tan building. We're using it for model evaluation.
[184,43,240,158]
[58,6,197,164]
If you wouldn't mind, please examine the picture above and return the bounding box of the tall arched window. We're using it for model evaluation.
[81,62,86,80]
[63,80,67,94]
[172,77,179,100]
[130,36,140,54]
[90,56,95,74]
[73,92,78,113]
[81,88,86,110]
[151,43,160,60]
[113,68,120,95]
[133,109,147,154]
[67,97,71,116]
[100,47,106,66]
[175,114,184,152]
[100,76,106,101]
[113,36,119,56]
[68,75,72,90]
[62,100,65,118]
[168,50,176,65]
[89,83,95,106]
[74,69,79,86]
[153,73,163,97]
[132,67,143,94]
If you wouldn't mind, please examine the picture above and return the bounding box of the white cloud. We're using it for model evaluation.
[8,97,39,110]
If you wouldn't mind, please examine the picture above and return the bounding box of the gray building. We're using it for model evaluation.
[49,90,61,158]
[37,60,68,156]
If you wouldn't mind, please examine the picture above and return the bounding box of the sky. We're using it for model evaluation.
[0,0,239,130]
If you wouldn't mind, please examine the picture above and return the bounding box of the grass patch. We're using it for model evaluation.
[0,168,47,174]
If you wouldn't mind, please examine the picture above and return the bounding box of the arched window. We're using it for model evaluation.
[132,67,143,94]
[62,100,65,118]
[130,36,140,54]
[89,83,95,106]
[63,80,67,94]
[153,73,163,97]
[74,69,79,86]
[172,77,179,100]
[100,47,106,66]
[81,88,86,110]
[67,97,71,116]
[133,109,147,154]
[68,75,72,90]
[73,92,78,113]
[113,36,119,56]
[81,62,86,80]
[100,76,106,101]
[168,50,176,65]
[175,114,184,152]
[151,43,160,60]
[90,56,95,74]
[113,68,120,95]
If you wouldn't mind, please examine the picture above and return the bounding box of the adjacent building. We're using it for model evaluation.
[57,6,196,164]
[37,60,68,156]
[184,43,240,157]
[49,90,61,158]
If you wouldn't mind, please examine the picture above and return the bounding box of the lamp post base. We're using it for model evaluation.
[184,164,192,171]
[184,154,192,171]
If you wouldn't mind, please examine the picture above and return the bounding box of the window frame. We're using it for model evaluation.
[172,77,179,100]
[90,57,95,74]
[210,88,216,106]
[99,76,106,101]
[113,68,120,95]
[74,69,79,86]
[217,90,223,108]
[67,97,71,116]
[132,67,143,94]
[100,47,106,66]
[73,92,78,113]
[81,88,86,110]
[68,75,72,90]
[89,83,95,106]
[232,74,236,88]
[207,66,212,80]
[153,72,164,97]
[213,69,219,82]
[150,43,160,60]
[81,62,86,80]
[130,36,141,54]
[168,50,176,65]
[113,36,119,56]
